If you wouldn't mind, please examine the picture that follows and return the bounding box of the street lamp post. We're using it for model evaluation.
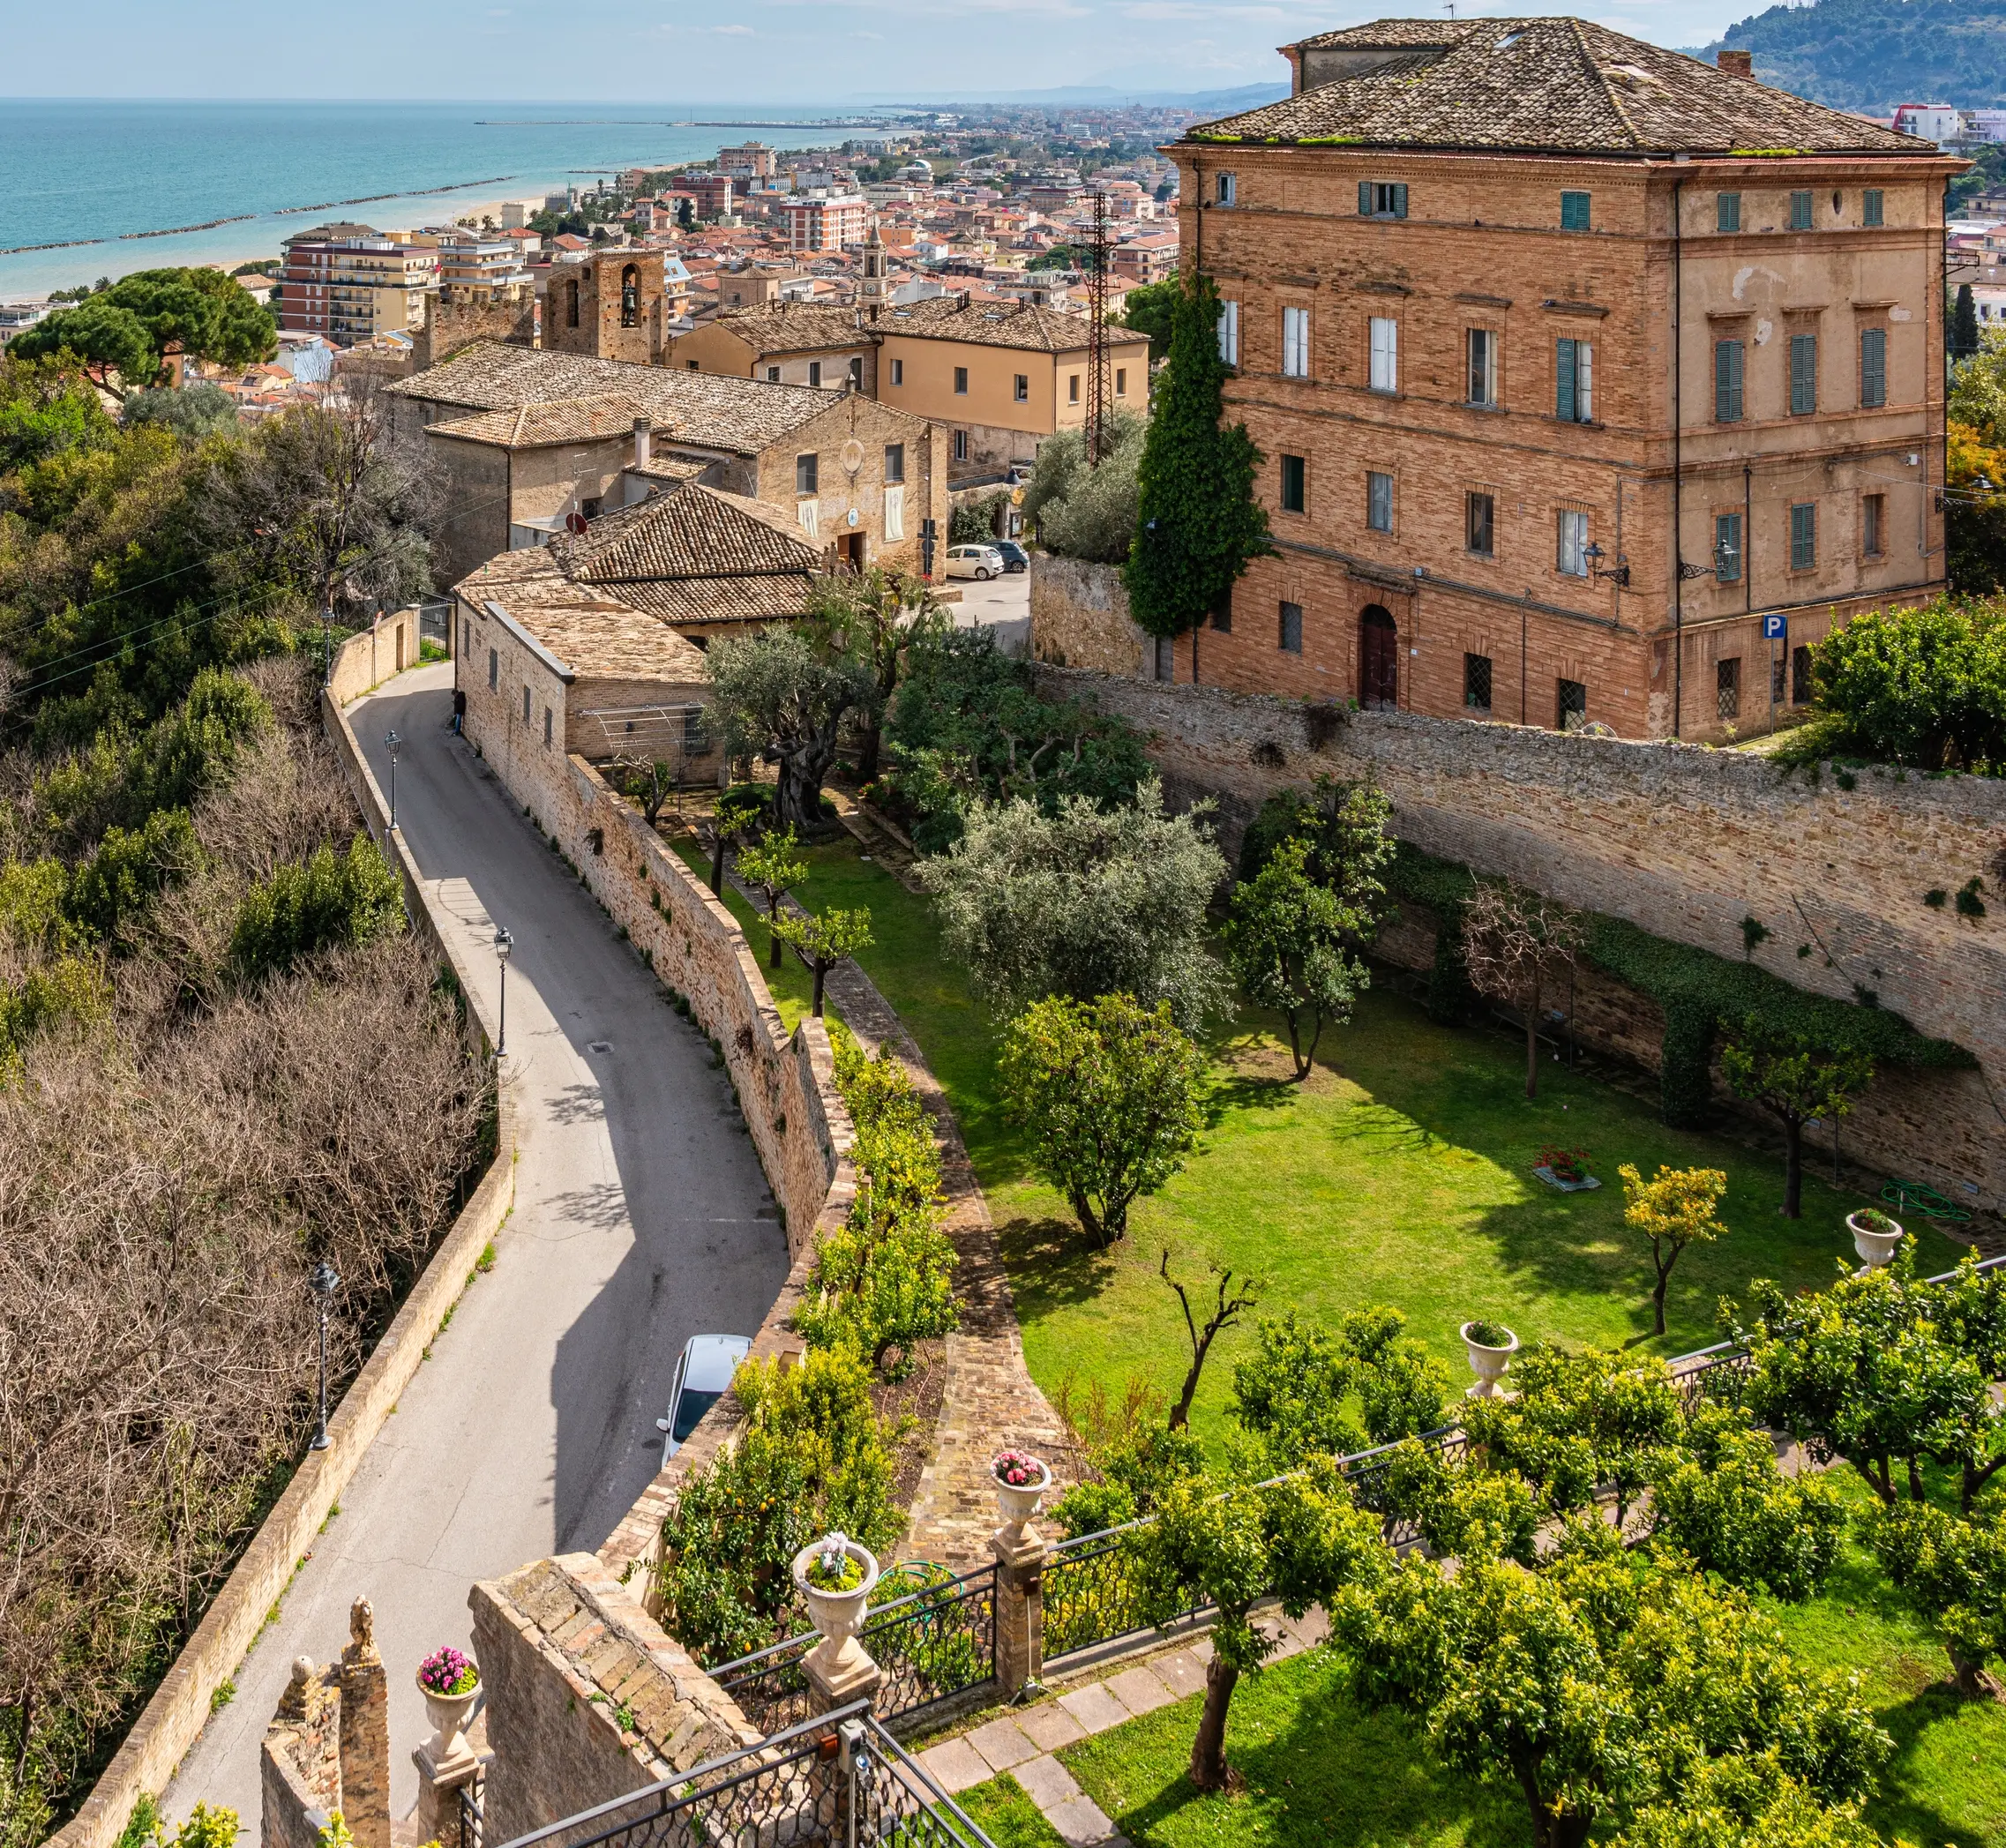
[384,729,401,832]
[308,1260,340,1451]
[494,924,514,1058]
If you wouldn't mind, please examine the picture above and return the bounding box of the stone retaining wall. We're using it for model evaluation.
[1034,664,2006,1209]
[1029,555,1148,677]
[46,642,515,1848]
[326,607,424,707]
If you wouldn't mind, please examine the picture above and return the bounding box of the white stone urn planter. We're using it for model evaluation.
[792,1534,880,1684]
[992,1453,1051,1541]
[1848,1210,1905,1270]
[415,1667,481,1772]
[1461,1321,1520,1398]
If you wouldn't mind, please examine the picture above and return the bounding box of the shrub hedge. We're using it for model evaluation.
[1386,844,1972,1126]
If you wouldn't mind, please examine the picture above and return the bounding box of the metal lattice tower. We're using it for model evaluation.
[1085,189,1111,468]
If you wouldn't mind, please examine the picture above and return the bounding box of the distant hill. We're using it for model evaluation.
[1700,0,2006,112]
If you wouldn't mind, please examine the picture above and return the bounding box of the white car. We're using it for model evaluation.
[946,543,1005,581]
[655,1333,752,1464]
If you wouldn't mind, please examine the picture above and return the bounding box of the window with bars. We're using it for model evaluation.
[1718,191,1741,232]
[1863,491,1885,557]
[1555,337,1593,422]
[1560,191,1591,230]
[1789,333,1817,415]
[1791,501,1817,570]
[1557,508,1590,576]
[1718,656,1741,721]
[1359,180,1408,218]
[1557,678,1588,730]
[1279,453,1306,513]
[1715,512,1742,582]
[1279,601,1304,653]
[1464,653,1493,714]
[1217,299,1240,365]
[1792,644,1814,704]
[1789,190,1814,230]
[1860,327,1887,408]
[1467,490,1495,557]
[1282,305,1311,378]
[1863,188,1884,227]
[1467,328,1498,408]
[1369,316,1398,392]
[1367,470,1393,533]
[1715,339,1744,421]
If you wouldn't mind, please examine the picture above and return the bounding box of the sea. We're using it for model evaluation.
[0,100,887,300]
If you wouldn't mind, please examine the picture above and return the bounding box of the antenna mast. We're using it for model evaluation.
[1086,188,1111,468]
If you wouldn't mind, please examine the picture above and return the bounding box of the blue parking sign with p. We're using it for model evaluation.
[1762,614,1787,640]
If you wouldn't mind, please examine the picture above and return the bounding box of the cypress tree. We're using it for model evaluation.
[1125,272,1273,640]
[1954,281,1980,360]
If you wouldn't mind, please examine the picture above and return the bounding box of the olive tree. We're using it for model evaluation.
[798,565,946,783]
[1719,1017,1873,1218]
[915,780,1229,1033]
[706,628,874,829]
[997,993,1203,1246]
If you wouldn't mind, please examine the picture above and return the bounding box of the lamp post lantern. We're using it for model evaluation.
[494,924,514,1058]
[384,729,401,831]
[307,1260,340,1451]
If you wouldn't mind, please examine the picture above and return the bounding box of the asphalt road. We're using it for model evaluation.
[947,563,1029,653]
[164,661,788,1832]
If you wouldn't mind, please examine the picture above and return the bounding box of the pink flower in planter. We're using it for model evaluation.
[992,1448,1044,1487]
[418,1646,477,1696]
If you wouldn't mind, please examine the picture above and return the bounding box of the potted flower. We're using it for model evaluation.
[791,1531,880,1680]
[1461,1319,1520,1397]
[992,1448,1051,1535]
[1847,1206,1905,1269]
[415,1646,480,1768]
[1534,1146,1599,1191]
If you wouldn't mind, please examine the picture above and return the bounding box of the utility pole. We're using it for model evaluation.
[1085,189,1111,468]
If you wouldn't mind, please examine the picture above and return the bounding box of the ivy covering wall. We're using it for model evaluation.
[1387,845,1974,1126]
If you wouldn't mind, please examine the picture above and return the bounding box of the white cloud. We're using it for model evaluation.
[715,19,754,29]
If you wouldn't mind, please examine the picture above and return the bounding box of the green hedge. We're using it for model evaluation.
[1387,844,1973,1126]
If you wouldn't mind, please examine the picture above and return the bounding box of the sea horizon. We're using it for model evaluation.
[0,98,894,300]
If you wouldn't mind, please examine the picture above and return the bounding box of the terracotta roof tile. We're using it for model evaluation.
[429,393,647,449]
[705,303,873,356]
[555,483,821,583]
[1194,16,1931,156]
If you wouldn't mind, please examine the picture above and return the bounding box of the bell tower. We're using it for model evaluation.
[859,222,887,322]
[547,249,668,364]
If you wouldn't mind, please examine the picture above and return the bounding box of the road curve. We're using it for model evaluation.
[164,661,787,1830]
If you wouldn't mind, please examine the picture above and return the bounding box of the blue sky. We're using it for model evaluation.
[6,0,1760,101]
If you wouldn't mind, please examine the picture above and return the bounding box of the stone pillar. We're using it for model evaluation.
[338,1598,391,1848]
[992,1522,1050,1700]
[412,1739,483,1848]
[801,1630,881,1717]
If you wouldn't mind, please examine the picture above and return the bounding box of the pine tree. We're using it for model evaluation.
[1955,281,1980,360]
[1125,272,1273,640]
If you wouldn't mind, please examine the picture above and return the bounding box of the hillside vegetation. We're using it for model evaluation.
[1704,0,2006,113]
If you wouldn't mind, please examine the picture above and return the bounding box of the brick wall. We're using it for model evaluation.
[1029,556,1149,676]
[1032,665,2006,1207]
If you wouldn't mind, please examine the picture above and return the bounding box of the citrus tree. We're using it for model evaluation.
[1224,836,1371,1080]
[1719,1017,1873,1218]
[735,825,807,969]
[1618,1162,1727,1335]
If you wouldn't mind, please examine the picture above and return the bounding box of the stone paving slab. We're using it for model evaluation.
[1017,1703,1089,1752]
[1044,1793,1123,1846]
[1012,1754,1083,1810]
[966,1716,1039,1773]
[1056,1681,1131,1736]
[917,1736,992,1795]
[1104,1665,1177,1717]
[1149,1649,1209,1699]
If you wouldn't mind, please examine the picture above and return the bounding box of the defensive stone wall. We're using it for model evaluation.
[47,643,514,1848]
[326,606,425,707]
[1029,555,1148,677]
[1033,664,2006,1208]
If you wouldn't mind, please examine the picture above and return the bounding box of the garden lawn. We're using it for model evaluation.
[671,838,827,1036]
[693,836,1969,1449]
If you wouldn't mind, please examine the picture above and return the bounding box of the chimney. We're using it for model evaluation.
[632,416,652,468]
[1717,48,1753,79]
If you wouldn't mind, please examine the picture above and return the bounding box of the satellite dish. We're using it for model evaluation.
[565,510,588,535]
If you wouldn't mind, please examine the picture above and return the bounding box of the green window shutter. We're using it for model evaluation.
[1863,188,1884,227]
[1791,502,1816,570]
[1790,333,1816,415]
[1715,340,1742,422]
[1359,180,1373,215]
[1561,191,1590,230]
[1717,191,1740,232]
[1860,327,1886,407]
[1392,183,1408,219]
[1556,338,1576,421]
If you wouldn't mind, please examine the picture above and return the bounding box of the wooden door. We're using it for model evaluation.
[1359,605,1399,709]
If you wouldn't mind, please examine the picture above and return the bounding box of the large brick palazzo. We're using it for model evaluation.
[1165,17,1965,742]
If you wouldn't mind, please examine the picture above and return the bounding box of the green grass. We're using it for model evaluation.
[952,1773,1067,1848]
[720,839,1967,1450]
[670,838,829,1036]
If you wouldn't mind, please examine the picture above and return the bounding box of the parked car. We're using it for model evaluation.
[993,540,1029,573]
[946,543,1005,580]
[655,1333,752,1464]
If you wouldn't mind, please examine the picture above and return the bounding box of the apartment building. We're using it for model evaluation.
[413,228,533,291]
[276,224,439,347]
[782,194,871,255]
[1170,19,1960,740]
[718,142,779,182]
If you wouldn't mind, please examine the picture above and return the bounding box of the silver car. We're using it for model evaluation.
[655,1332,752,1465]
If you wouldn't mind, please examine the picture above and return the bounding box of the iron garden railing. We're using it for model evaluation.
[488,1702,993,1848]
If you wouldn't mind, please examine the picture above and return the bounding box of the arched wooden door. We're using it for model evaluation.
[1359,604,1399,709]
